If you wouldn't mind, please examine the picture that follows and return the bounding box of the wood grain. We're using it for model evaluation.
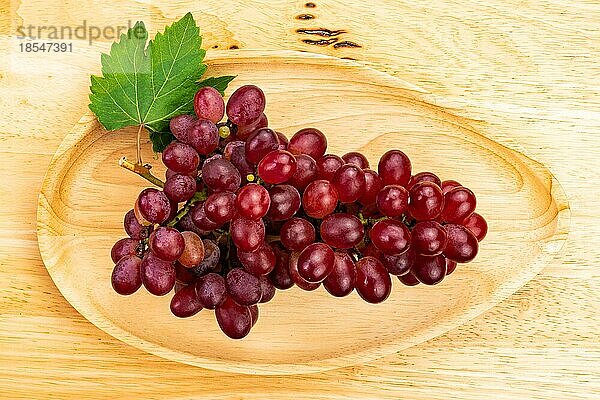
[1,0,599,398]
[37,51,569,374]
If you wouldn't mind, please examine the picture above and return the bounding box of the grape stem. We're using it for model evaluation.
[266,235,281,243]
[119,157,164,188]
[357,212,368,225]
[357,212,386,226]
[214,230,230,245]
[166,191,207,227]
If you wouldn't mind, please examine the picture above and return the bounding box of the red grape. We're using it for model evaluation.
[269,245,294,290]
[317,154,344,180]
[124,209,149,240]
[167,198,178,221]
[276,131,289,149]
[203,152,223,165]
[223,140,254,178]
[236,183,271,220]
[332,164,365,203]
[169,114,196,142]
[369,219,411,255]
[149,227,184,262]
[111,255,142,295]
[378,149,411,187]
[237,242,276,276]
[376,184,409,217]
[302,180,338,219]
[323,251,356,297]
[226,268,262,306]
[187,119,219,155]
[409,172,441,189]
[412,254,446,285]
[191,202,221,231]
[441,179,462,194]
[162,141,199,174]
[175,210,208,237]
[201,158,241,192]
[288,128,327,160]
[411,221,448,256]
[257,150,297,184]
[258,275,276,303]
[230,217,265,252]
[359,169,383,206]
[320,213,364,249]
[342,152,369,168]
[170,284,203,318]
[398,271,420,286]
[267,185,301,221]
[191,239,220,276]
[141,253,176,296]
[175,261,196,284]
[288,154,318,190]
[355,256,391,304]
[194,87,225,123]
[203,152,222,165]
[441,187,476,223]
[179,231,205,268]
[111,238,139,263]
[226,85,266,126]
[408,181,444,221]
[245,128,280,164]
[249,304,259,326]
[166,168,197,180]
[288,252,320,291]
[297,242,335,282]
[380,247,415,276]
[236,113,268,140]
[362,242,383,259]
[195,273,227,309]
[443,224,479,263]
[216,297,253,339]
[135,188,171,224]
[204,191,237,224]
[446,259,458,275]
[215,296,252,339]
[280,217,316,251]
[176,283,189,294]
[163,173,196,203]
[463,212,488,241]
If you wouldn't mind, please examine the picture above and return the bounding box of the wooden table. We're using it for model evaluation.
[1,1,598,398]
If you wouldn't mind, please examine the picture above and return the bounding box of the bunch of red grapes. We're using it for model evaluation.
[110,84,488,339]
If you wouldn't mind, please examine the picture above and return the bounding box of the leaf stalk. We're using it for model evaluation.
[136,124,144,165]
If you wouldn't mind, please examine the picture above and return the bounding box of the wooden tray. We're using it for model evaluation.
[37,50,570,375]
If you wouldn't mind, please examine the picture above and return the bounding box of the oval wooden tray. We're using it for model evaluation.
[37,50,569,375]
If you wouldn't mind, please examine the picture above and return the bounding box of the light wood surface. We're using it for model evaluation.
[1,0,599,398]
[37,50,569,374]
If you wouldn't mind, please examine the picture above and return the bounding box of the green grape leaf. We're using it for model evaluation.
[197,75,236,96]
[89,13,212,152]
[149,131,178,154]
[88,21,150,131]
